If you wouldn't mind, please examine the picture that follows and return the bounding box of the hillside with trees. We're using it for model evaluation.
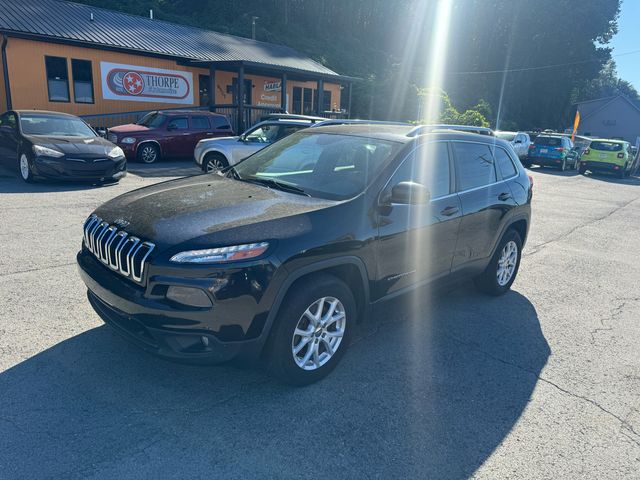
[75,0,628,130]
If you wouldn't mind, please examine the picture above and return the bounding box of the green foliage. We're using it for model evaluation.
[74,0,624,129]
[417,89,489,126]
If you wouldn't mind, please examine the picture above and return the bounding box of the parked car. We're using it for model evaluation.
[194,114,325,173]
[0,110,126,183]
[578,139,633,178]
[108,110,233,164]
[525,134,579,171]
[409,124,495,137]
[77,124,532,385]
[495,131,531,159]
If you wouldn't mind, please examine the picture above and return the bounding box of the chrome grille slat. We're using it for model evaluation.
[83,214,155,285]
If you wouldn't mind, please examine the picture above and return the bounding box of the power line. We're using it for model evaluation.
[448,48,640,75]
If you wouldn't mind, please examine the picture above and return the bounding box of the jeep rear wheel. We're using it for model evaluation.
[474,229,522,296]
[267,274,355,385]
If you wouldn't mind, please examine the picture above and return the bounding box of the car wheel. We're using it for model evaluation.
[474,229,522,296]
[136,143,160,164]
[203,153,228,174]
[18,153,34,183]
[578,165,586,174]
[522,160,532,168]
[267,274,356,386]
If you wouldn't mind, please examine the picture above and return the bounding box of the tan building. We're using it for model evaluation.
[0,0,354,131]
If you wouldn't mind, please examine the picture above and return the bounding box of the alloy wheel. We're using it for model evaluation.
[496,240,518,286]
[140,145,157,163]
[291,296,346,371]
[19,154,30,180]
[206,157,225,173]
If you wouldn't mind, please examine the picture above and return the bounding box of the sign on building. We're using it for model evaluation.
[100,62,193,104]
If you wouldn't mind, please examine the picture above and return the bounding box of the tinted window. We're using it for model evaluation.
[590,141,623,152]
[494,147,518,179]
[137,112,165,128]
[71,59,93,103]
[0,112,16,129]
[211,116,231,129]
[389,142,450,198]
[453,142,496,190]
[191,116,210,129]
[534,136,562,146]
[45,56,69,102]
[167,118,188,130]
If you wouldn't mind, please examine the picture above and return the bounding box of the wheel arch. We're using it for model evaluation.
[136,140,163,158]
[202,150,230,169]
[257,257,371,355]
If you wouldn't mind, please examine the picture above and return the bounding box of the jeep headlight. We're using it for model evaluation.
[33,145,64,158]
[107,146,125,159]
[170,242,269,264]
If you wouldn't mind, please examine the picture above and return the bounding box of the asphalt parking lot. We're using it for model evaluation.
[1,162,639,479]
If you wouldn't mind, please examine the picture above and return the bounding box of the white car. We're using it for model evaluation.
[496,131,531,159]
[194,115,324,173]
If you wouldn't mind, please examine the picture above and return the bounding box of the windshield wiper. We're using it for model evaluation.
[239,177,310,196]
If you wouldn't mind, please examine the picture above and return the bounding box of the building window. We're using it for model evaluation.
[303,88,313,115]
[71,59,94,103]
[199,75,210,106]
[292,87,302,114]
[45,56,70,102]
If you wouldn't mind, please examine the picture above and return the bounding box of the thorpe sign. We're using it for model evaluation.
[100,62,194,104]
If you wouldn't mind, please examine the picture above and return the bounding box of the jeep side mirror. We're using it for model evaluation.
[390,181,431,204]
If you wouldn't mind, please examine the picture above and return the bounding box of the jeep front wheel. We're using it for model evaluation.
[268,274,355,385]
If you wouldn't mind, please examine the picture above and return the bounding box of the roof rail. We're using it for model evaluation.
[407,124,495,137]
[312,119,412,127]
[260,113,326,123]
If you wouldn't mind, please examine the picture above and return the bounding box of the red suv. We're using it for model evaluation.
[108,111,233,163]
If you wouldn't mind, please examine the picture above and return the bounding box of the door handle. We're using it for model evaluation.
[498,192,512,201]
[440,206,459,216]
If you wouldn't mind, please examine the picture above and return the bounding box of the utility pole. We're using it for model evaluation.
[251,16,259,40]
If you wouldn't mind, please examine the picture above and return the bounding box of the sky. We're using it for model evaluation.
[610,0,640,89]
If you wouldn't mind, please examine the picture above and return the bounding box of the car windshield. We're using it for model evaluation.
[534,136,562,146]
[496,132,516,141]
[590,141,623,152]
[137,112,166,128]
[231,132,403,200]
[20,114,96,137]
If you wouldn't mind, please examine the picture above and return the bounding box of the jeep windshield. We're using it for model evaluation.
[231,132,403,200]
[136,112,166,128]
[590,141,623,152]
[534,136,562,146]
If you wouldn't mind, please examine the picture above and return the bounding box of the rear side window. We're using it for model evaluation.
[453,142,496,191]
[534,136,562,146]
[494,147,518,179]
[191,116,210,129]
[211,116,231,129]
[590,141,622,152]
[389,142,450,198]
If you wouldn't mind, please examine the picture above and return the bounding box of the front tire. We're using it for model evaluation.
[474,229,523,296]
[267,274,356,386]
[203,153,229,174]
[18,153,34,183]
[136,143,160,164]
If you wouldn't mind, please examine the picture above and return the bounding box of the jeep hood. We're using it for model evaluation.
[92,174,335,252]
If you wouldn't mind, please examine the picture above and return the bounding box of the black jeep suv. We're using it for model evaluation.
[77,125,532,385]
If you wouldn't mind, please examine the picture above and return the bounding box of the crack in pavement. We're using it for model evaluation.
[439,331,640,447]
[524,196,640,256]
[590,297,640,344]
[0,262,77,278]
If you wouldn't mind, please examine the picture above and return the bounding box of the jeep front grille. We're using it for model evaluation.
[83,214,155,284]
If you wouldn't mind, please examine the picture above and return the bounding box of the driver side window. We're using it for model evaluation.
[388,142,451,199]
[245,124,280,143]
[0,112,16,130]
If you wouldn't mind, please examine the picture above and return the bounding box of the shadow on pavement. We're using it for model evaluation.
[526,165,580,177]
[127,159,201,178]
[0,283,548,479]
[0,166,121,193]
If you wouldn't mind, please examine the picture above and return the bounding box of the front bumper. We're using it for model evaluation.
[77,249,276,363]
[33,156,127,181]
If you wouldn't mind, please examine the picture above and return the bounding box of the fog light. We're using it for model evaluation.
[166,286,212,307]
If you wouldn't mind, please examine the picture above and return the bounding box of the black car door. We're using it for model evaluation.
[375,141,462,298]
[0,111,18,164]
[451,141,518,272]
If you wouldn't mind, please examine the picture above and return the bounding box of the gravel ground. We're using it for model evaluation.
[0,161,639,479]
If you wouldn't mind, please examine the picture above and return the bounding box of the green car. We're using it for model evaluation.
[579,139,633,178]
